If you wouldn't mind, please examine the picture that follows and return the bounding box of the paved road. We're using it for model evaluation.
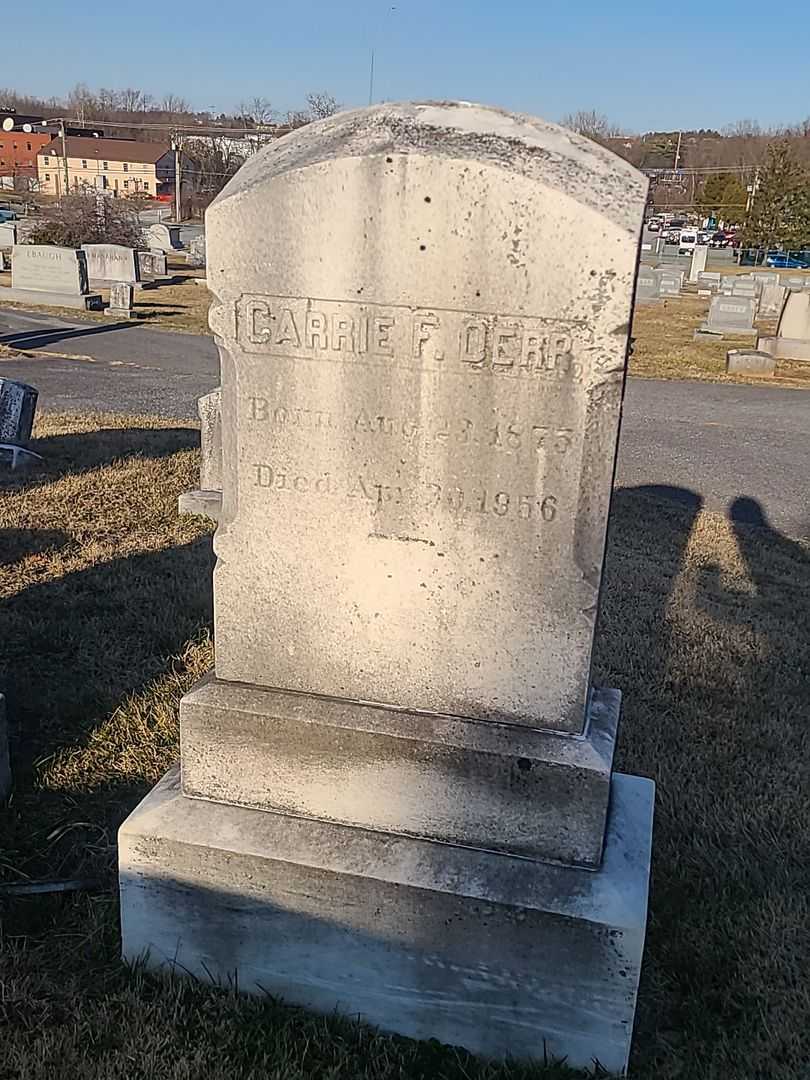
[2,305,808,538]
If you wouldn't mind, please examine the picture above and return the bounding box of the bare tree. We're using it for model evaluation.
[161,94,190,116]
[119,87,154,113]
[237,98,275,128]
[306,92,340,120]
[29,194,144,248]
[561,109,622,142]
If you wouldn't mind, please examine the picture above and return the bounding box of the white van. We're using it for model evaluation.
[678,229,698,256]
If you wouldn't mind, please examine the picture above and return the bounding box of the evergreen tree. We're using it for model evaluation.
[697,174,747,224]
[741,141,810,250]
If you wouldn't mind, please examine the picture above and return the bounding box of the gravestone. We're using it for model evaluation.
[82,243,139,285]
[757,289,810,360]
[688,244,709,282]
[187,234,206,268]
[758,283,786,317]
[635,266,659,301]
[653,267,683,296]
[0,222,16,248]
[0,377,41,469]
[105,282,134,319]
[751,271,779,285]
[136,249,169,279]
[697,271,721,291]
[178,387,223,520]
[146,223,182,252]
[697,295,757,337]
[725,349,775,376]
[119,102,654,1075]
[6,245,101,310]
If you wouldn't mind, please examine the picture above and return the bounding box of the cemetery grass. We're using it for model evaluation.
[1,415,809,1080]
[630,295,810,387]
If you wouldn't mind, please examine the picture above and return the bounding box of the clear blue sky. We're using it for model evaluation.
[7,0,810,132]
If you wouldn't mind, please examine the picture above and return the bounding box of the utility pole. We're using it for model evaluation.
[60,120,69,198]
[173,135,182,223]
[368,49,375,106]
[673,130,682,172]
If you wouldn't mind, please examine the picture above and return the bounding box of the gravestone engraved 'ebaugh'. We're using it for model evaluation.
[119,103,654,1075]
[11,245,87,293]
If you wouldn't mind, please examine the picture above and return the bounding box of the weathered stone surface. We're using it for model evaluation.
[82,243,139,284]
[777,290,810,340]
[207,102,647,733]
[181,678,620,866]
[0,378,37,445]
[11,244,88,294]
[178,489,222,520]
[120,765,654,1076]
[726,349,775,376]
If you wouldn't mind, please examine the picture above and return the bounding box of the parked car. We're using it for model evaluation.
[678,230,698,256]
[647,220,660,231]
[0,208,17,222]
[709,231,731,248]
[765,252,810,269]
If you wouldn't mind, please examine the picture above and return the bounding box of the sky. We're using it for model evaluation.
[5,0,810,132]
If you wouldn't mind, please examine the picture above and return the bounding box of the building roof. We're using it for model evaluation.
[38,136,171,164]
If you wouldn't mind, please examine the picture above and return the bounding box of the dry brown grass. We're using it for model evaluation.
[630,294,810,387]
[1,413,808,1078]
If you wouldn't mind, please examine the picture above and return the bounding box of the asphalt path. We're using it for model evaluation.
[2,305,808,538]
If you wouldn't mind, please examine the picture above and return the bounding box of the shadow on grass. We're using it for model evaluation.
[598,485,810,1078]
[0,527,70,565]
[0,425,199,495]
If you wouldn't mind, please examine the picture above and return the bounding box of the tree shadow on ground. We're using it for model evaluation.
[0,320,142,351]
[0,528,70,566]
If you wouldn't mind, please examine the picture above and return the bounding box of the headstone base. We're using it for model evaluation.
[695,325,758,340]
[756,335,810,361]
[0,287,102,310]
[120,765,654,1076]
[177,489,222,520]
[179,677,620,866]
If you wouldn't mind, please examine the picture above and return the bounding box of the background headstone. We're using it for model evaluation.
[758,283,786,317]
[702,295,757,335]
[146,223,182,253]
[726,349,775,376]
[688,245,709,282]
[0,378,38,445]
[0,222,16,248]
[11,245,88,294]
[82,243,139,284]
[187,234,206,268]
[105,282,134,319]
[636,266,659,301]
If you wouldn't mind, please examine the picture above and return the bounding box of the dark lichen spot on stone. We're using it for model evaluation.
[386,156,393,163]
[517,758,532,772]
[419,244,427,251]
[424,196,432,203]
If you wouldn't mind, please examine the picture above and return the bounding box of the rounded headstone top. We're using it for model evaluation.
[209,101,646,234]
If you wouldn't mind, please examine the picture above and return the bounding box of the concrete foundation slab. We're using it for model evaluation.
[119,766,654,1075]
[0,287,102,310]
[180,678,620,867]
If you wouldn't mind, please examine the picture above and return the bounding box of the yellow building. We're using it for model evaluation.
[37,136,174,198]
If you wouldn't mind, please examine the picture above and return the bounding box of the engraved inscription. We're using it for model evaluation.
[250,464,559,524]
[247,397,574,455]
[236,296,589,382]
